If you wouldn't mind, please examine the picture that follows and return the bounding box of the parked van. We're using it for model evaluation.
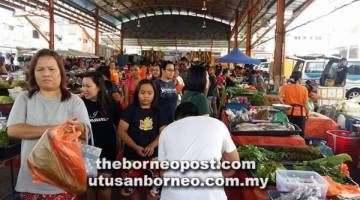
[344,60,360,98]
[290,55,328,84]
[320,57,360,99]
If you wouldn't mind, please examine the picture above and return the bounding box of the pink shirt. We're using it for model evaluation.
[125,78,138,105]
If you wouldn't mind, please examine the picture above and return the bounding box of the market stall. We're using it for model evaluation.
[0,79,24,199]
[220,86,359,200]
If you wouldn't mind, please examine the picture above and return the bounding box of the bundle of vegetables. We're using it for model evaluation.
[0,128,9,148]
[263,146,324,161]
[249,92,268,106]
[238,145,286,183]
[10,80,27,89]
[0,96,13,104]
[227,87,268,106]
[227,87,256,96]
[294,154,353,184]
[238,145,327,183]
[0,80,10,89]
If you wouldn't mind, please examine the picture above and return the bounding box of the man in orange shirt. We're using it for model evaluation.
[109,62,120,86]
[279,71,309,137]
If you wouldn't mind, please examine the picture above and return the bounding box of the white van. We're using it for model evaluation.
[345,60,360,98]
[320,58,360,99]
[290,55,328,84]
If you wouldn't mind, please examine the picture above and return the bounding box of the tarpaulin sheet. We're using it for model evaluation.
[305,112,340,140]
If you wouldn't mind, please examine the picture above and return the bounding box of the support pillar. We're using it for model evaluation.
[273,0,285,90]
[120,29,124,55]
[228,39,231,53]
[95,7,100,56]
[246,0,253,56]
[49,0,54,50]
[234,11,239,49]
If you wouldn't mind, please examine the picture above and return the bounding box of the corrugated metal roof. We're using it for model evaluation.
[0,0,313,48]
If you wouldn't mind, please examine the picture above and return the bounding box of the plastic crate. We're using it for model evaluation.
[326,130,360,168]
[317,86,345,106]
[276,170,329,200]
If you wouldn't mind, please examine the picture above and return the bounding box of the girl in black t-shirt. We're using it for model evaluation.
[119,79,166,160]
[119,79,165,199]
[81,72,121,200]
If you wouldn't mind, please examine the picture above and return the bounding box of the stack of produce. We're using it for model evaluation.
[227,88,268,106]
[0,128,8,148]
[238,145,353,185]
[0,96,13,104]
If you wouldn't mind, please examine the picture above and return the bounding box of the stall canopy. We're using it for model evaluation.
[216,48,261,65]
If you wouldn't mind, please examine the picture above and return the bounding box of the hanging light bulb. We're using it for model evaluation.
[202,20,206,28]
[202,1,207,11]
[137,19,141,28]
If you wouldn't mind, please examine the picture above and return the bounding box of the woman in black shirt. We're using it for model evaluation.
[81,72,121,200]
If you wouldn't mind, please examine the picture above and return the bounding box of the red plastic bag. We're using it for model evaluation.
[27,122,87,194]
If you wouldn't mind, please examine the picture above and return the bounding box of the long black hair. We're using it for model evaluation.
[82,71,114,117]
[184,65,207,93]
[289,71,302,84]
[133,79,158,109]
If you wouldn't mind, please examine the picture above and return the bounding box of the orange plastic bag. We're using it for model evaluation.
[27,123,87,194]
[324,176,360,197]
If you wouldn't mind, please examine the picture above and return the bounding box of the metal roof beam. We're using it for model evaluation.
[252,0,314,47]
[230,0,244,22]
[0,0,24,10]
[59,0,120,26]
[237,0,271,37]
[249,0,293,35]
[100,0,131,21]
[117,0,139,18]
[129,0,148,16]
[24,16,49,42]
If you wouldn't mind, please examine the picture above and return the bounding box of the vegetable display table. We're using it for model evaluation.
[221,109,306,200]
[0,142,21,200]
[231,134,306,146]
[225,170,275,200]
[220,110,306,146]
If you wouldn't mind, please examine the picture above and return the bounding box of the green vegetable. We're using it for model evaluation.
[238,145,270,162]
[238,145,323,162]
[304,153,352,166]
[0,96,13,104]
[249,92,268,106]
[263,146,324,161]
[10,80,26,89]
[0,129,9,148]
[253,161,285,183]
[294,154,352,183]
[0,80,10,89]
[227,88,256,96]
[226,87,268,106]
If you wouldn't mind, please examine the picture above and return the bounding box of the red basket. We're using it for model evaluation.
[326,130,360,168]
